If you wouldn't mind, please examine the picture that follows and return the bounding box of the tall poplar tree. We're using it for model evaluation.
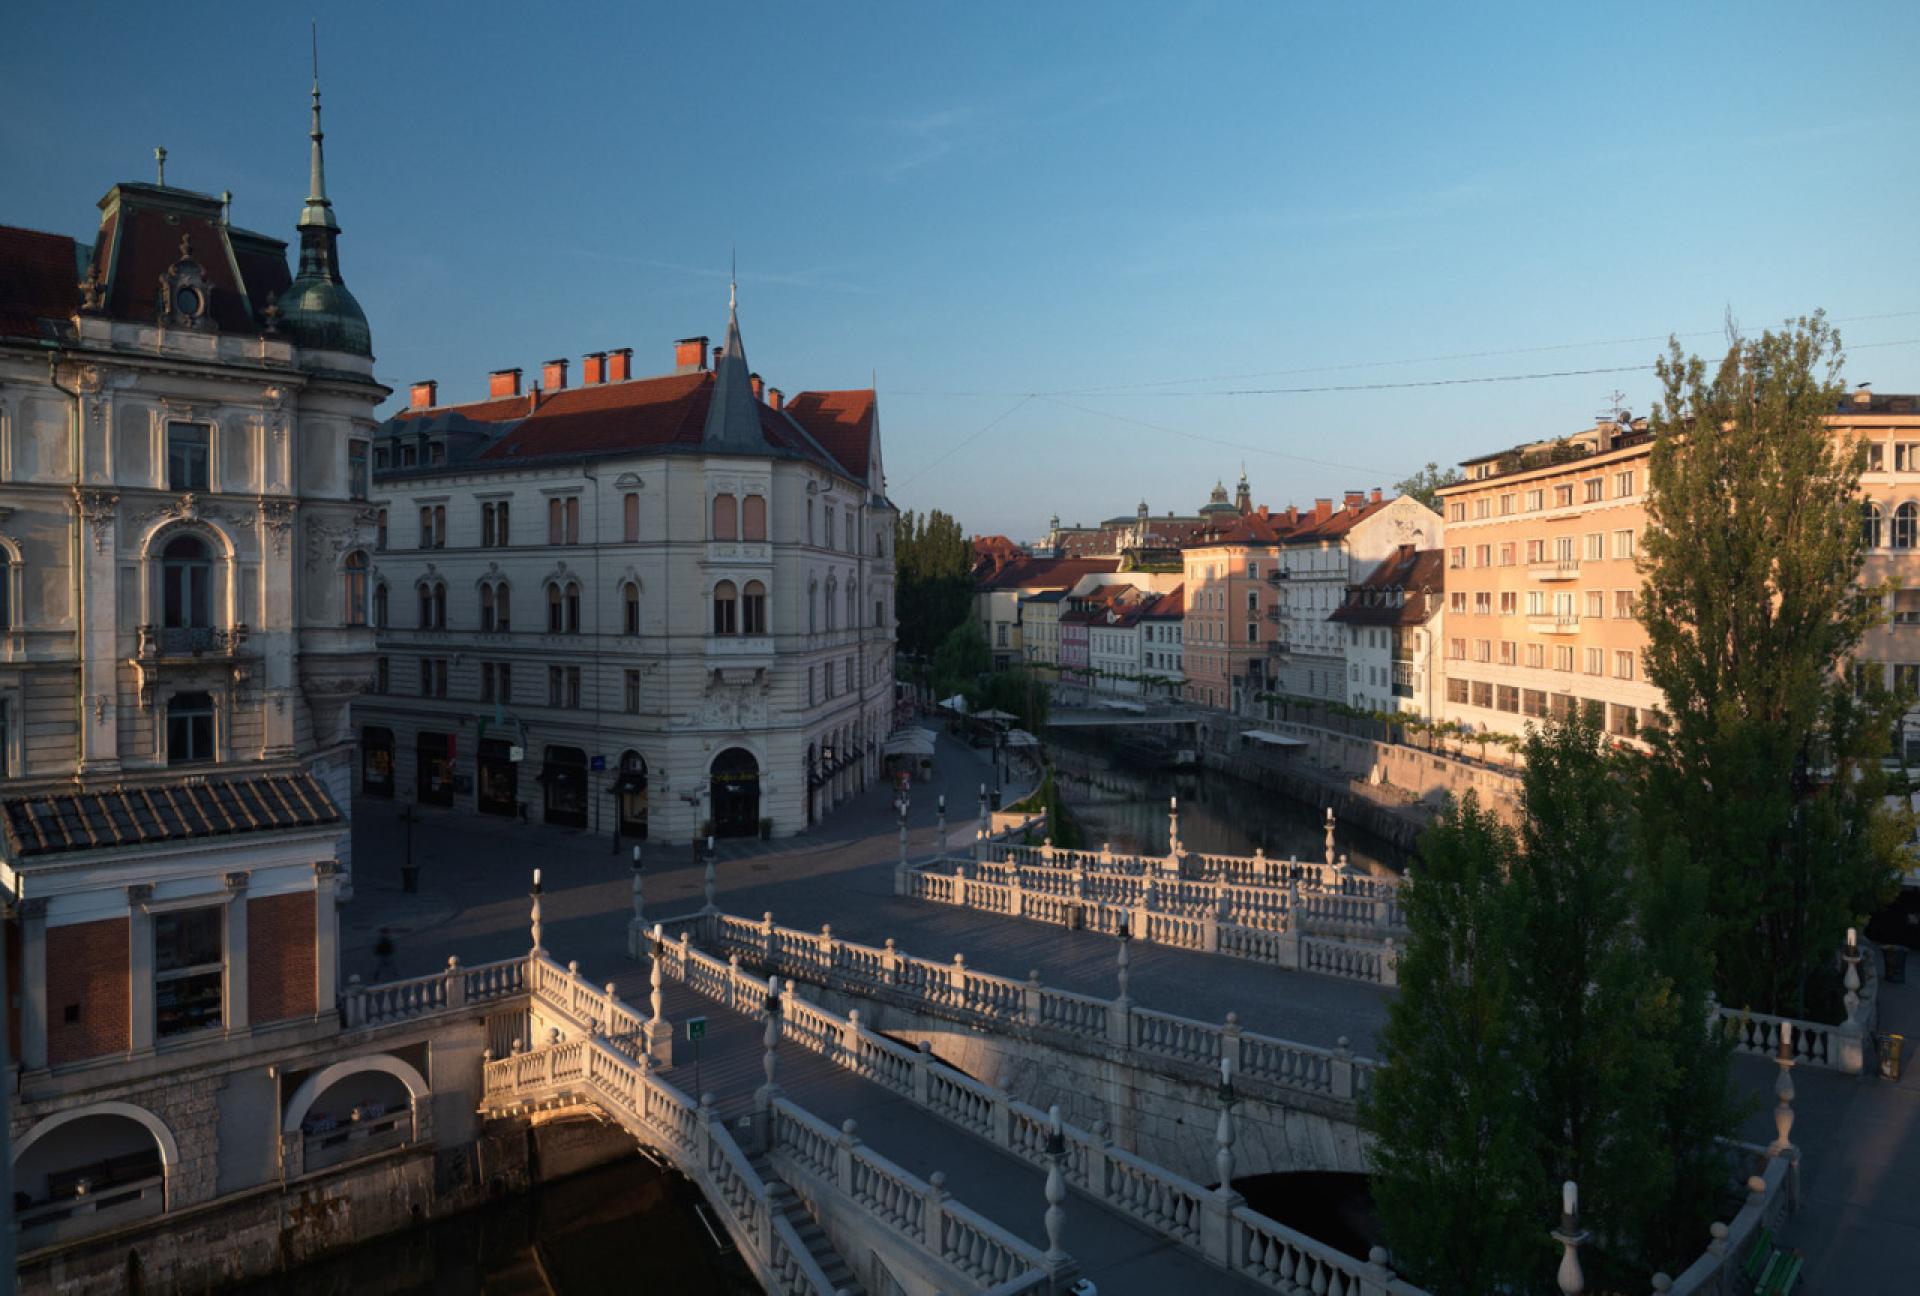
[1637,312,1905,1015]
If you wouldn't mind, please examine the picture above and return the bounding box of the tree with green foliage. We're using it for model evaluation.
[1394,461,1463,511]
[1361,791,1542,1294]
[930,618,990,699]
[1365,718,1735,1288]
[894,509,976,661]
[1637,312,1907,1016]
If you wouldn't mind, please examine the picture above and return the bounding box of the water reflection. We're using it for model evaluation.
[1046,731,1409,879]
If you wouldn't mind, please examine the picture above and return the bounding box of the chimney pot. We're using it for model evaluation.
[542,358,569,391]
[750,372,765,402]
[1371,487,1383,504]
[767,387,784,410]
[608,348,633,382]
[1314,498,1333,523]
[712,344,725,370]
[1854,382,1874,406]
[1344,490,1365,510]
[673,336,710,372]
[409,380,438,410]
[582,352,606,385]
[488,368,522,398]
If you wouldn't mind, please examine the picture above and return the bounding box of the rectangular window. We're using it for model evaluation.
[1526,539,1546,563]
[495,501,510,545]
[564,498,579,544]
[1498,640,1517,666]
[1450,592,1467,613]
[374,657,389,694]
[1608,703,1638,737]
[374,447,390,470]
[1897,443,1920,472]
[1498,543,1516,566]
[166,691,215,765]
[1474,592,1492,615]
[1527,591,1545,615]
[1525,489,1545,511]
[1475,545,1492,567]
[1613,529,1636,559]
[1471,680,1494,709]
[1449,503,1467,522]
[1585,590,1606,619]
[1555,536,1576,563]
[1448,637,1466,660]
[624,669,641,713]
[166,423,210,491]
[1447,677,1470,704]
[1865,443,1885,472]
[624,493,640,542]
[1614,589,1635,619]
[1449,547,1466,569]
[480,662,496,702]
[1554,484,1574,507]
[433,506,446,548]
[1525,642,1544,668]
[1500,493,1516,515]
[548,666,564,707]
[348,440,369,501]
[154,906,223,1038]
[1585,532,1605,561]
[1555,645,1575,672]
[1499,592,1517,615]
[375,508,388,551]
[1521,688,1547,717]
[1614,470,1635,497]
[1584,477,1603,502]
[1474,639,1492,663]
[1584,646,1604,675]
[401,444,417,468]
[1496,684,1520,712]
[549,499,564,545]
[429,442,446,466]
[1475,498,1490,519]
[1615,650,1636,680]
[1895,663,1920,695]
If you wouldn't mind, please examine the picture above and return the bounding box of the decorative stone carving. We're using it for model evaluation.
[87,694,109,725]
[158,235,215,331]
[78,269,107,313]
[260,498,296,556]
[74,488,120,553]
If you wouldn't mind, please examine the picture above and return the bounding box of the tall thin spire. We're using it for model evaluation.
[703,281,763,450]
[301,22,337,231]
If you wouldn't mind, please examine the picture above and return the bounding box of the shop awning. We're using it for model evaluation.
[1004,729,1041,749]
[975,708,1019,723]
[882,728,938,758]
[1099,699,1148,714]
[1242,729,1308,748]
[938,694,970,714]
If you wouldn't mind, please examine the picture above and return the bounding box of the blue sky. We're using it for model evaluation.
[7,1,1919,538]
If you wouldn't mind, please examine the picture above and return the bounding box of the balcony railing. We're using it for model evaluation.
[1526,615,1581,635]
[1264,568,1292,584]
[1528,559,1581,581]
[1265,607,1282,623]
[137,624,250,658]
[1267,640,1290,656]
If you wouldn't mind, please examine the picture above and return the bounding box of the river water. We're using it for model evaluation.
[1044,729,1411,878]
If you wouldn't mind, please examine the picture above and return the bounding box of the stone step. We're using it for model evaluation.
[748,1152,865,1294]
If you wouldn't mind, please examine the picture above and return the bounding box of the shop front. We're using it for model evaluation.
[542,745,588,828]
[478,737,518,817]
[416,731,454,807]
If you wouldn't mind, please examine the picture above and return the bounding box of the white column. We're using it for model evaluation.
[313,861,341,1016]
[127,884,155,1053]
[18,898,47,1070]
[223,871,250,1034]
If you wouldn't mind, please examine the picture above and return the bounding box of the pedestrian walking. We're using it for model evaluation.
[373,927,398,980]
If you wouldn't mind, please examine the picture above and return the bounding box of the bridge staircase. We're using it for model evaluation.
[749,1151,867,1296]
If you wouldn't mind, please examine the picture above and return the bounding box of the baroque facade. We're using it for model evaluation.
[354,296,896,842]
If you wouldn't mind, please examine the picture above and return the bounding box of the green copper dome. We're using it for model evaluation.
[279,273,371,356]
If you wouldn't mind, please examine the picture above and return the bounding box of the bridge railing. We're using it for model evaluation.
[696,912,1380,1103]
[341,954,528,1029]
[647,931,1412,1295]
[1708,944,1878,1075]
[991,841,1403,898]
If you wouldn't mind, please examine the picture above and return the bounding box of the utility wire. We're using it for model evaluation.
[890,396,1031,490]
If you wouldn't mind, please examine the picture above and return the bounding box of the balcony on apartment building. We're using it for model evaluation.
[1264,568,1292,584]
[1528,559,1581,581]
[1527,614,1582,635]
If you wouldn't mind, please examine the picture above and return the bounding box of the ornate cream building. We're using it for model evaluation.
[354,294,896,841]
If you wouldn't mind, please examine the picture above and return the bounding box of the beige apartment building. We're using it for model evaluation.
[1181,510,1287,712]
[1437,392,1920,754]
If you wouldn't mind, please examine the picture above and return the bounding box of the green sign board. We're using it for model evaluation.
[686,1016,708,1042]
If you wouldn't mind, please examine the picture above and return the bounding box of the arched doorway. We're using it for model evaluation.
[616,751,648,839]
[14,1105,175,1245]
[710,747,760,839]
[362,727,394,798]
[542,746,588,828]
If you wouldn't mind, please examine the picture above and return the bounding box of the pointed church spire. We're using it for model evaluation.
[301,23,337,232]
[278,24,371,357]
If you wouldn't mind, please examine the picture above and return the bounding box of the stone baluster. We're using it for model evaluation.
[761,910,776,963]
[1324,806,1336,869]
[644,935,673,1067]
[342,974,366,1028]
[1770,1019,1797,1161]
[843,1008,865,1072]
[446,956,466,1009]
[702,850,718,916]
[1108,916,1133,1045]
[1204,881,1226,953]
[626,845,648,959]
[975,783,988,860]
[602,981,619,1032]
[818,923,835,975]
[1382,936,1400,989]
[1024,969,1043,1026]
[529,867,545,954]
[726,954,742,1012]
[882,937,899,986]
[1552,1180,1587,1295]
[1043,1105,1070,1270]
[1366,1247,1399,1287]
[1838,927,1868,1071]
[911,1039,933,1106]
[834,1119,859,1196]
[920,1169,950,1252]
[949,953,968,1010]
[1330,1035,1354,1100]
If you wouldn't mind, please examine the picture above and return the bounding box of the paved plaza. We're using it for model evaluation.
[342,723,1920,1289]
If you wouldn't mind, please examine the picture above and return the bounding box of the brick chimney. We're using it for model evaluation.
[1284,505,1299,527]
[767,387,784,410]
[1313,498,1333,523]
[1257,504,1269,520]
[488,368,522,398]
[1855,382,1874,407]
[1371,487,1383,504]
[409,380,438,409]
[674,336,710,372]
[712,344,725,370]
[1344,490,1365,510]
[542,358,569,391]
[582,351,606,385]
[608,348,633,382]
[750,372,765,402]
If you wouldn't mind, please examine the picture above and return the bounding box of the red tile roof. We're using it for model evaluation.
[1143,584,1185,617]
[1286,498,1393,542]
[784,389,876,479]
[975,557,1121,591]
[0,224,80,339]
[1328,546,1444,626]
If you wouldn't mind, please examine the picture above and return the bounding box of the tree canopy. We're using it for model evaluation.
[1393,461,1463,511]
[894,509,975,661]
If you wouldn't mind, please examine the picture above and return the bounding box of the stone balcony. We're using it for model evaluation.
[1528,559,1580,581]
[1526,614,1581,635]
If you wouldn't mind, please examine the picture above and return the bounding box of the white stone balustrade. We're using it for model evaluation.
[340,955,527,1029]
[1709,943,1882,1075]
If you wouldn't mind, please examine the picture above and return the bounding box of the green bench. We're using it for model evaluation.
[1738,1225,1804,1295]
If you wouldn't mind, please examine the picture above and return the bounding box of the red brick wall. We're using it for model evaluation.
[249,892,317,1024]
[46,918,129,1065]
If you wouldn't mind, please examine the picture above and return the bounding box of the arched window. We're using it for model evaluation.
[564,581,580,633]
[0,551,12,631]
[713,494,738,541]
[343,553,369,626]
[433,583,447,629]
[162,535,211,631]
[419,584,434,629]
[713,580,738,635]
[743,580,767,634]
[1896,503,1918,550]
[479,583,495,631]
[548,583,563,633]
[495,583,511,630]
[826,581,837,631]
[623,493,640,542]
[808,582,818,633]
[623,581,641,635]
[846,583,856,629]
[1864,500,1885,550]
[742,495,767,541]
[372,582,388,629]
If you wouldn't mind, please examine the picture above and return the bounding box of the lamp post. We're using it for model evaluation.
[397,805,419,894]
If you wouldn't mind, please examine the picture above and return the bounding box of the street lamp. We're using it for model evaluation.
[397,805,420,894]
